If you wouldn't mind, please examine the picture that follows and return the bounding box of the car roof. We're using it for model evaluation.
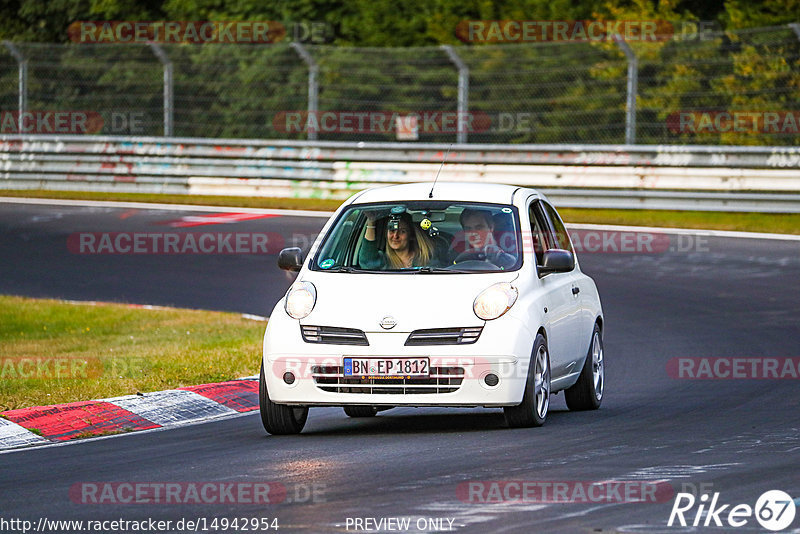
[350,182,541,205]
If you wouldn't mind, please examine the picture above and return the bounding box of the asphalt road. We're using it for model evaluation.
[1,200,799,534]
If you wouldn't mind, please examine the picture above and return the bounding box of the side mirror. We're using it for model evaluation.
[538,249,574,276]
[278,247,304,272]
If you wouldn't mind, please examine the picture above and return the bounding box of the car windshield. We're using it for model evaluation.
[312,201,522,273]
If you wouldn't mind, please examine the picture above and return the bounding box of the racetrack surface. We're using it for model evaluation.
[1,201,799,533]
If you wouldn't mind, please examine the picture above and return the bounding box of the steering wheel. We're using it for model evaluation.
[453,249,499,268]
[445,259,498,271]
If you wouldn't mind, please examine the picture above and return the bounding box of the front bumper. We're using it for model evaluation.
[262,311,535,407]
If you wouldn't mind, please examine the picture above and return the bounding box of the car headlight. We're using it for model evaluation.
[473,282,518,320]
[285,281,317,319]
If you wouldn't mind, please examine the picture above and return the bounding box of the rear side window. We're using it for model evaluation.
[541,202,574,255]
[527,202,548,265]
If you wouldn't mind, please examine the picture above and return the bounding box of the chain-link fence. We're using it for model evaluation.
[2,24,800,145]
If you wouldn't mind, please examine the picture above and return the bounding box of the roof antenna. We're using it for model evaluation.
[429,144,452,198]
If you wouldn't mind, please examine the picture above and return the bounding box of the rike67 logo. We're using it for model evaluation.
[668,490,796,531]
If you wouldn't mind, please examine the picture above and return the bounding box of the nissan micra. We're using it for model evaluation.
[259,182,604,434]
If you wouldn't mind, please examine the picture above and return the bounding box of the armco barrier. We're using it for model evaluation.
[3,136,800,212]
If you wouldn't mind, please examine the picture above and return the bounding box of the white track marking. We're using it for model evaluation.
[0,417,48,448]
[0,411,256,455]
[0,196,333,217]
[3,196,800,240]
[106,390,237,427]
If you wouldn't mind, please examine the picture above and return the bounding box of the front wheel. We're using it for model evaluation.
[259,362,308,435]
[504,333,550,428]
[565,324,604,411]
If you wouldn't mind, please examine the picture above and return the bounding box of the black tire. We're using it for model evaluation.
[259,362,308,435]
[565,323,604,411]
[343,406,379,418]
[504,333,551,428]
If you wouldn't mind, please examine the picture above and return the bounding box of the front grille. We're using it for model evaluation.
[301,325,369,346]
[404,327,483,346]
[311,365,465,394]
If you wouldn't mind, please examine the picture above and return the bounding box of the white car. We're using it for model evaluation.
[259,182,604,434]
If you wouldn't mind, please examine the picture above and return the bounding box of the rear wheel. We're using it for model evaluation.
[504,334,550,428]
[565,324,604,411]
[343,406,379,418]
[259,362,308,435]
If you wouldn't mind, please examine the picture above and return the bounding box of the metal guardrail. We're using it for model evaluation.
[5,136,800,166]
[3,135,800,212]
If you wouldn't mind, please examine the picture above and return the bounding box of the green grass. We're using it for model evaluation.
[0,295,265,411]
[558,208,800,235]
[73,429,128,439]
[2,189,800,235]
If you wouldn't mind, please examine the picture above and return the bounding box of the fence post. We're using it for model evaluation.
[613,36,638,145]
[441,45,469,144]
[3,42,27,119]
[290,43,319,141]
[148,43,173,137]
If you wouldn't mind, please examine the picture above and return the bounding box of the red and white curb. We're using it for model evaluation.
[0,298,266,451]
[0,378,260,450]
[0,416,49,448]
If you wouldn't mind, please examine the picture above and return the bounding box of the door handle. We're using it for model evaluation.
[572,287,580,295]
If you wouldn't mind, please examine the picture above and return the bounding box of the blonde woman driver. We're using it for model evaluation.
[358,211,437,269]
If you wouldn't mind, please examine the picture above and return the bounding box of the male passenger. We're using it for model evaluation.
[452,208,516,269]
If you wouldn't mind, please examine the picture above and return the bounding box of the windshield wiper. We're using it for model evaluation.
[331,266,387,273]
[414,267,475,274]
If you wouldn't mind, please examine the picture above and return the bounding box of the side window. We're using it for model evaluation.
[527,202,548,265]
[317,208,363,267]
[541,202,574,255]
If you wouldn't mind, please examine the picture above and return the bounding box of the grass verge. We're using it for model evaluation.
[559,208,800,235]
[2,189,800,235]
[0,295,264,411]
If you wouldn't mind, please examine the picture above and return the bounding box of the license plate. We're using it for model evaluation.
[343,357,429,378]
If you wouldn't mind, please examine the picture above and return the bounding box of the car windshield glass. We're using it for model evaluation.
[312,201,522,273]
